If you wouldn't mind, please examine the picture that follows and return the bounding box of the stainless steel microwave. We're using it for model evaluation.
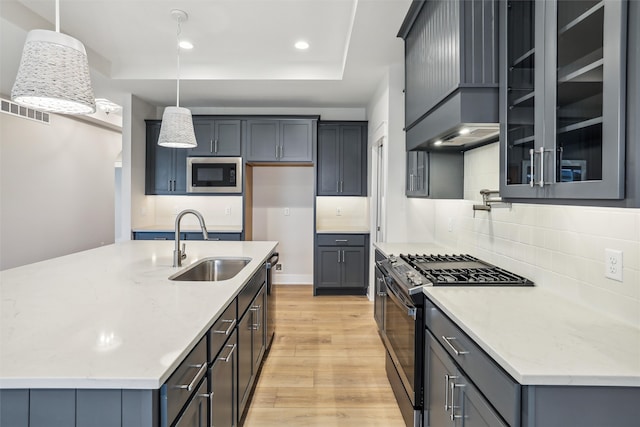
[187,157,243,193]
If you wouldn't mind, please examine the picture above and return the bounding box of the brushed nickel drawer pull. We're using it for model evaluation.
[213,319,236,335]
[218,343,237,363]
[173,362,207,391]
[442,336,469,356]
[335,239,348,243]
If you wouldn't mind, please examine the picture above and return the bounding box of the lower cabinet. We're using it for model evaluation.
[173,379,209,427]
[132,231,242,241]
[238,284,266,423]
[426,332,506,427]
[210,331,237,427]
[314,234,369,295]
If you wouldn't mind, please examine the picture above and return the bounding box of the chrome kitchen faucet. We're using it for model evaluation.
[173,209,209,267]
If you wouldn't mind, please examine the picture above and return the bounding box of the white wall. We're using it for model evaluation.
[0,112,121,270]
[251,166,314,284]
[366,64,434,244]
[425,142,640,326]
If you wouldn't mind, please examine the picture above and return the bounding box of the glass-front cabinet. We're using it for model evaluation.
[500,0,627,200]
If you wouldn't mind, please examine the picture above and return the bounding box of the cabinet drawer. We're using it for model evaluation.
[161,337,208,427]
[184,232,242,241]
[425,298,520,427]
[316,234,365,246]
[133,231,176,241]
[208,301,237,363]
[238,267,266,318]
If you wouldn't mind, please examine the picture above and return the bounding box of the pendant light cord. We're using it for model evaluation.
[55,0,60,32]
[176,17,181,108]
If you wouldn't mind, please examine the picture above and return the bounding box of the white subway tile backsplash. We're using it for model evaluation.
[425,142,640,325]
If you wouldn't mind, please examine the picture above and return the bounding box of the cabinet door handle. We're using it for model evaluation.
[214,139,218,153]
[213,318,236,335]
[280,144,284,159]
[337,181,340,193]
[210,139,214,153]
[250,305,261,330]
[342,250,345,263]
[335,239,348,243]
[153,237,167,241]
[275,144,279,159]
[337,251,341,264]
[409,174,414,192]
[442,336,469,356]
[173,362,207,391]
[444,374,454,411]
[529,148,535,188]
[168,179,172,192]
[450,381,466,421]
[218,343,237,362]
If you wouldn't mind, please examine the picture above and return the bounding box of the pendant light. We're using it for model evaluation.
[11,0,96,115]
[157,9,197,149]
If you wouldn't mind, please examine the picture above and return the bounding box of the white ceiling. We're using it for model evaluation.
[1,0,411,110]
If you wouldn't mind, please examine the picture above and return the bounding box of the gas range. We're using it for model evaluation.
[384,253,533,296]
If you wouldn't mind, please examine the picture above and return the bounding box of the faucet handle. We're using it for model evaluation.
[180,243,187,260]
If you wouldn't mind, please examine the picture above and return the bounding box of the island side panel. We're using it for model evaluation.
[0,389,29,427]
[30,389,76,427]
[122,390,159,427]
[77,390,122,427]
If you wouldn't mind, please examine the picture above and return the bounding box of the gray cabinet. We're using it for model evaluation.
[210,331,237,427]
[132,231,242,241]
[237,267,267,424]
[405,151,464,199]
[146,120,187,195]
[317,122,367,196]
[500,0,627,201]
[373,251,386,332]
[426,332,507,427]
[191,118,241,157]
[314,234,369,295]
[245,119,316,162]
[399,0,500,151]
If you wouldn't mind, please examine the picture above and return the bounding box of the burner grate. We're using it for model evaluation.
[399,254,533,286]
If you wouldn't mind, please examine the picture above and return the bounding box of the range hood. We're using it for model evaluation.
[399,0,500,152]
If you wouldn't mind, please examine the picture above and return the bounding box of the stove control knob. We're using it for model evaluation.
[388,255,398,265]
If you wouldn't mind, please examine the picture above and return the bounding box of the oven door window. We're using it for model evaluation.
[384,280,416,403]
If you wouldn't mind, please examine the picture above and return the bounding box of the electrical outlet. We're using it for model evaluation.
[605,249,623,282]
[275,263,282,271]
[284,207,290,216]
[225,207,231,215]
[336,207,342,216]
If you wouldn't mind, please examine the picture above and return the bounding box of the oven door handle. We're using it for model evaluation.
[386,279,416,319]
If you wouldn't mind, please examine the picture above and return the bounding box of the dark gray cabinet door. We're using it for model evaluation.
[373,264,386,331]
[406,151,428,197]
[316,247,341,288]
[251,287,266,373]
[211,331,237,427]
[339,125,364,195]
[246,120,279,161]
[174,379,209,427]
[246,119,315,162]
[237,309,253,416]
[317,125,340,194]
[215,120,242,156]
[280,120,313,161]
[341,247,365,288]
[500,0,627,201]
[146,120,187,195]
[192,119,241,157]
[317,122,367,196]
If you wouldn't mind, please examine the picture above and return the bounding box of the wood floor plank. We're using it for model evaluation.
[243,285,404,426]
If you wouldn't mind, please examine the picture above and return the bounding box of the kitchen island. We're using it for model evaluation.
[0,240,277,426]
[375,242,640,426]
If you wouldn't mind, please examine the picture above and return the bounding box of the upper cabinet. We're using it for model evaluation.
[245,119,316,163]
[145,120,187,195]
[405,151,464,199]
[500,0,628,201]
[317,122,368,196]
[190,118,241,157]
[399,0,500,151]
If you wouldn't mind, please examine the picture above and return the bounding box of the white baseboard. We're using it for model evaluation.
[272,273,313,285]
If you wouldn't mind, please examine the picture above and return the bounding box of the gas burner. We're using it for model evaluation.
[398,253,533,286]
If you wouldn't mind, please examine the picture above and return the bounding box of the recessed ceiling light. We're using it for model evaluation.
[295,40,309,50]
[459,127,471,135]
[433,140,443,146]
[179,40,194,50]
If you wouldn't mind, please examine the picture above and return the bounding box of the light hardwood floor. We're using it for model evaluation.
[243,285,405,427]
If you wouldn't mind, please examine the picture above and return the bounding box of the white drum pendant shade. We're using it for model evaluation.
[11,29,96,115]
[158,106,197,148]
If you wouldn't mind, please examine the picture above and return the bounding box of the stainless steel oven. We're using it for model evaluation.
[378,260,424,427]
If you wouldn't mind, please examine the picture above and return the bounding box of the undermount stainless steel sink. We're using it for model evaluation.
[169,257,252,282]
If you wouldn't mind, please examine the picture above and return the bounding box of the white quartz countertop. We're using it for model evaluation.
[373,242,640,387]
[133,224,243,233]
[0,240,277,390]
